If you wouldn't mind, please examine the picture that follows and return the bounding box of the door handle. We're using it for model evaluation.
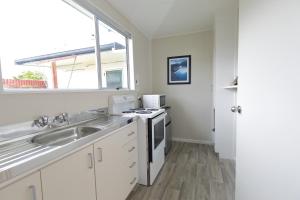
[88,153,93,169]
[128,146,135,152]
[29,185,37,200]
[231,106,242,114]
[130,177,137,185]
[97,148,102,162]
[128,131,135,136]
[129,162,136,168]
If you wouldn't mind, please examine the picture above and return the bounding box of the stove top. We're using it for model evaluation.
[147,108,159,111]
[120,107,165,119]
[130,108,145,111]
[122,111,135,114]
[135,111,152,114]
[122,108,161,115]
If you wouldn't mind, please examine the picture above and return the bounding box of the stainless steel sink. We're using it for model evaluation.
[31,126,101,146]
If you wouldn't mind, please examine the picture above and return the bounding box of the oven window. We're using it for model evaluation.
[154,119,164,149]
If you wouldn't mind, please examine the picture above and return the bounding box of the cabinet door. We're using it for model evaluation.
[94,132,126,200]
[41,145,96,200]
[0,171,42,200]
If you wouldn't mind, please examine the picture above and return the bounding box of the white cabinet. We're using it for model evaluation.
[0,171,42,200]
[0,122,138,200]
[94,122,138,200]
[41,145,96,200]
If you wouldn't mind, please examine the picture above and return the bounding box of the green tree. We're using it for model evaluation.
[14,71,46,80]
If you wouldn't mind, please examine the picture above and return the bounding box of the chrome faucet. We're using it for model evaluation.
[32,113,69,128]
[52,113,69,126]
[32,116,49,128]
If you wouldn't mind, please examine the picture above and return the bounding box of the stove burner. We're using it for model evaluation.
[122,111,135,113]
[135,111,152,114]
[147,108,159,111]
[130,108,146,111]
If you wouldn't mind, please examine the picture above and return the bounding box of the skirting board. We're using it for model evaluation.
[172,137,213,145]
[219,152,236,161]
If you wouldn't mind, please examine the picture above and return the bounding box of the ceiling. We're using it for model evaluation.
[105,0,215,39]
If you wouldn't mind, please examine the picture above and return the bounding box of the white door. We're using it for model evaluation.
[236,0,300,200]
[0,172,42,200]
[41,145,96,200]
[94,133,126,200]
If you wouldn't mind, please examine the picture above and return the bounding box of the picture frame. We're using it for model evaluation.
[167,55,191,85]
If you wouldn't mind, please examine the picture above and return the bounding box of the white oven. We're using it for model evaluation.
[109,94,166,186]
[143,95,166,109]
[148,113,165,185]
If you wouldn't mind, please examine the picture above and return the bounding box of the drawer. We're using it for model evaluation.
[118,122,137,145]
[123,138,137,160]
[99,121,137,148]
[126,154,138,173]
[127,168,138,189]
[124,156,138,197]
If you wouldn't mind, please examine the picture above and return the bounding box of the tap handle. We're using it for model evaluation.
[54,112,69,123]
[62,112,69,121]
[41,115,49,124]
[32,115,49,127]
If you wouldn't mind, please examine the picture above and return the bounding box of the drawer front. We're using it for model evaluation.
[123,138,138,160]
[127,166,138,190]
[0,171,42,200]
[119,122,137,145]
[98,121,137,148]
[124,156,138,198]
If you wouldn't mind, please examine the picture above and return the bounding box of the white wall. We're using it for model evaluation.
[213,0,238,159]
[152,31,214,144]
[0,0,152,125]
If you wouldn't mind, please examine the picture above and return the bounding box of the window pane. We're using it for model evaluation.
[0,0,98,90]
[98,21,128,89]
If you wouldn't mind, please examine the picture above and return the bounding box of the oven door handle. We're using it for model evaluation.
[165,121,171,127]
[148,118,153,163]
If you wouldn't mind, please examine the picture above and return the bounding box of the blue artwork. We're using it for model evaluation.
[168,55,191,84]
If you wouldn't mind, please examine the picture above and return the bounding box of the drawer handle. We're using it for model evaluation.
[129,161,136,168]
[29,185,37,200]
[130,177,137,185]
[128,131,135,136]
[128,146,135,152]
[97,148,102,162]
[88,153,93,169]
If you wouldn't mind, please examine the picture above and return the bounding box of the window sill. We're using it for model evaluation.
[0,88,135,95]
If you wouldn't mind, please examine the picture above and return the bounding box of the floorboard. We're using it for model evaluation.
[127,142,235,200]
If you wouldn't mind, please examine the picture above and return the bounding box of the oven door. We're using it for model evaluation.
[148,113,165,162]
[148,113,166,185]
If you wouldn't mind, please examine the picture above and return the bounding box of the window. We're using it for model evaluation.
[98,21,128,89]
[0,0,133,91]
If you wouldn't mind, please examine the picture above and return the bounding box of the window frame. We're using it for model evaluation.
[0,0,134,93]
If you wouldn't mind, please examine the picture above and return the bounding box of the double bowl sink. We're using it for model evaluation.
[31,126,101,146]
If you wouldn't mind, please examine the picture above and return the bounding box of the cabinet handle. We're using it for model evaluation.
[129,162,136,168]
[128,146,135,152]
[29,185,37,200]
[88,153,93,169]
[130,177,137,185]
[97,148,102,162]
[128,131,135,136]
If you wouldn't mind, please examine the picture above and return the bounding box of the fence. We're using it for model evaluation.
[2,79,47,89]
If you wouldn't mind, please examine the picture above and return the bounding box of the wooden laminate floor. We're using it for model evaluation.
[127,142,235,200]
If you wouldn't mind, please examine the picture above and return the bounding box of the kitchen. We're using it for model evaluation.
[0,0,300,200]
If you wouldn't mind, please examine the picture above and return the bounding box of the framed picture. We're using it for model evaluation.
[167,55,191,85]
